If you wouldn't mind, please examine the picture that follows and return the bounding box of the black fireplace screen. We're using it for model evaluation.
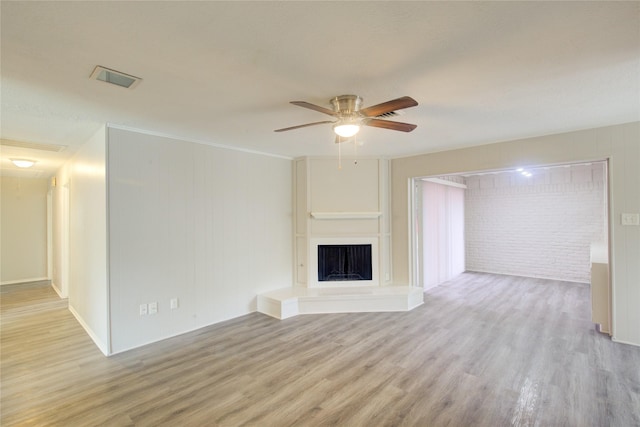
[318,244,372,282]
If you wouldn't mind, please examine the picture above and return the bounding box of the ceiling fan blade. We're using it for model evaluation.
[365,118,417,132]
[290,101,338,117]
[360,96,418,117]
[274,120,334,132]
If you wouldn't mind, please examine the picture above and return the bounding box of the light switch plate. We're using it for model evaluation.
[621,213,640,226]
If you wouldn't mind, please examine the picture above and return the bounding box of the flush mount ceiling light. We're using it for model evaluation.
[11,158,36,168]
[90,65,141,89]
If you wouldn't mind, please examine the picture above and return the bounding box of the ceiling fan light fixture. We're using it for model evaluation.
[333,121,361,138]
[275,95,418,135]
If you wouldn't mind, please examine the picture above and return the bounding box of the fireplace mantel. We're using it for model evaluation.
[310,212,382,220]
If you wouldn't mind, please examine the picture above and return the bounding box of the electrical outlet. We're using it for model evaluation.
[149,302,158,314]
[170,298,179,310]
[139,304,148,316]
[621,213,640,226]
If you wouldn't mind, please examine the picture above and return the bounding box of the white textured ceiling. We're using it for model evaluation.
[1,1,639,178]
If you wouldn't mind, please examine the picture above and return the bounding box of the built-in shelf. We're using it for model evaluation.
[310,212,382,220]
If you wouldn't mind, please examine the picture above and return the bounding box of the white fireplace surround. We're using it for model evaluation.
[257,158,424,320]
[309,237,380,288]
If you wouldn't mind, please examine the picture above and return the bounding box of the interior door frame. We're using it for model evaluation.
[407,161,609,298]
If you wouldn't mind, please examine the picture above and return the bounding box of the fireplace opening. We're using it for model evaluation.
[318,244,373,282]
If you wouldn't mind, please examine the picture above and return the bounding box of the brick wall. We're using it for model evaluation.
[464,163,606,283]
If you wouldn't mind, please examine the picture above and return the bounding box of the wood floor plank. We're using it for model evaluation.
[2,273,639,426]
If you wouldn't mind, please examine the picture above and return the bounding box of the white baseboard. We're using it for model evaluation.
[464,269,589,284]
[1,277,50,286]
[51,282,64,298]
[612,337,640,348]
[68,304,110,356]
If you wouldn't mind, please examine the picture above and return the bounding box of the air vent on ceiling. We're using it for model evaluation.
[375,111,400,118]
[0,139,67,152]
[90,65,141,89]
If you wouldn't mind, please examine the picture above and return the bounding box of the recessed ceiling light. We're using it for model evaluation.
[90,65,141,89]
[11,158,36,168]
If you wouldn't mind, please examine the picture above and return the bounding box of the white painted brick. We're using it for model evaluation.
[465,163,606,283]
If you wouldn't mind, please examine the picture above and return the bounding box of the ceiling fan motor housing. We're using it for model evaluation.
[331,95,363,116]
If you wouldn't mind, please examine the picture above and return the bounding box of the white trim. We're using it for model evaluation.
[605,158,614,340]
[105,127,113,356]
[389,123,639,160]
[107,314,245,356]
[47,189,53,280]
[464,269,590,284]
[310,212,382,220]
[422,177,467,189]
[68,304,110,356]
[51,282,64,298]
[408,177,418,288]
[1,277,49,286]
[612,338,640,348]
[106,123,293,160]
[309,237,380,288]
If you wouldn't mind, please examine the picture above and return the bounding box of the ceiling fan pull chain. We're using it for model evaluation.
[354,134,358,165]
[338,135,342,170]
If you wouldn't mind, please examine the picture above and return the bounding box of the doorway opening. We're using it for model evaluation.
[410,161,609,294]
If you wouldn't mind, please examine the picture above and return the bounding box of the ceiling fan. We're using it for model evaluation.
[274,95,418,139]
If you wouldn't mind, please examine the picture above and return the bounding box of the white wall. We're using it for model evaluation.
[465,163,606,283]
[0,176,49,284]
[107,127,292,354]
[67,126,109,354]
[391,122,640,346]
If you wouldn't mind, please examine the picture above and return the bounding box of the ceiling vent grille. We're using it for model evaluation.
[375,111,400,118]
[90,66,141,89]
[1,139,67,152]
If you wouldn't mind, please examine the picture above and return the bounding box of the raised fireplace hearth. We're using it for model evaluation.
[257,285,424,319]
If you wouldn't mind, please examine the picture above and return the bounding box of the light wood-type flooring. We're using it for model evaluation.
[2,273,639,426]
